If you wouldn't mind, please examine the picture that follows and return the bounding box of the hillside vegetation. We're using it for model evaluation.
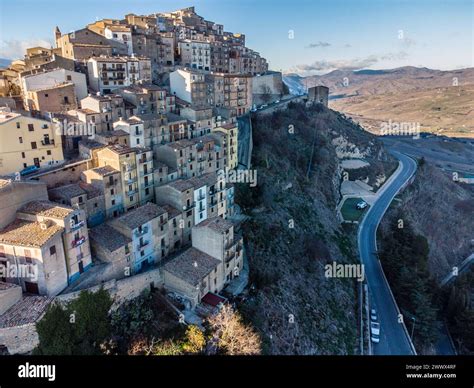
[236,102,395,354]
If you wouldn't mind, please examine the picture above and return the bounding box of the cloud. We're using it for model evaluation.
[306,41,331,48]
[0,38,54,60]
[399,37,416,48]
[344,44,352,48]
[289,51,409,75]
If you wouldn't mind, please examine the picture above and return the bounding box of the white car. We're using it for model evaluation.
[370,322,380,343]
[370,309,378,322]
[356,201,368,210]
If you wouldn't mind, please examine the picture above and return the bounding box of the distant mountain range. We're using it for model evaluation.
[283,66,474,137]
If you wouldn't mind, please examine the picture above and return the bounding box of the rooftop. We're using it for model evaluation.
[115,203,167,230]
[90,165,119,177]
[0,296,54,328]
[163,247,221,286]
[19,201,74,219]
[48,183,86,201]
[162,204,181,219]
[0,219,63,248]
[196,216,233,234]
[89,224,131,253]
[167,179,195,192]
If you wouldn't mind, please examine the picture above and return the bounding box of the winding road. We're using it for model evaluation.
[358,151,418,355]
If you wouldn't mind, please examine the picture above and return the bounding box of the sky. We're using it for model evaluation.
[0,0,472,75]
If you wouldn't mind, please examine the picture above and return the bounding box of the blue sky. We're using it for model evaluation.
[0,0,472,74]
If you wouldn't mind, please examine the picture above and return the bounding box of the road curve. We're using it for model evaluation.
[358,151,418,355]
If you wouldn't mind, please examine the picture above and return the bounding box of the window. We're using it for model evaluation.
[50,245,56,255]
[24,249,32,263]
[66,75,72,81]
[31,142,37,149]
[78,196,83,204]
[110,189,114,195]
[45,93,49,98]
[28,124,34,131]
[19,137,23,144]
[111,199,116,205]
[21,152,25,158]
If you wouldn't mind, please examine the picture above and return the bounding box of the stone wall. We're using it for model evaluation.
[0,268,163,354]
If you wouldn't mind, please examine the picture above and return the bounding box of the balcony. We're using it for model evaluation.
[134,226,149,237]
[41,139,55,146]
[141,181,153,190]
[127,189,137,196]
[137,240,150,249]
[225,251,236,263]
[72,236,86,248]
[70,220,85,231]
[105,179,118,188]
[125,176,137,185]
[140,169,152,177]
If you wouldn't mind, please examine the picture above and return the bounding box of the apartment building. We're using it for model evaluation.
[207,73,253,118]
[89,223,133,280]
[87,56,152,94]
[81,165,124,218]
[16,201,92,285]
[22,46,75,73]
[87,19,133,55]
[20,68,87,111]
[25,82,77,113]
[113,117,145,147]
[114,84,176,115]
[169,69,209,106]
[212,122,238,170]
[48,183,106,227]
[179,104,214,136]
[96,144,154,210]
[109,203,169,272]
[163,246,224,308]
[55,27,129,61]
[0,108,64,176]
[179,40,211,71]
[155,179,195,244]
[163,204,184,253]
[192,217,243,284]
[78,94,132,133]
[0,218,67,296]
[154,134,224,179]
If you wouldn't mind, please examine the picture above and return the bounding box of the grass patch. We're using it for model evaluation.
[340,197,369,222]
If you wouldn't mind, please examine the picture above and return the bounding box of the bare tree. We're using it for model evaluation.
[206,304,262,355]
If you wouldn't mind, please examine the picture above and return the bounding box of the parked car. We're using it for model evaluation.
[370,308,378,322]
[20,165,39,176]
[356,200,368,210]
[370,322,380,343]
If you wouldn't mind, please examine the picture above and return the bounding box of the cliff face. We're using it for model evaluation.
[381,162,474,280]
[236,102,394,354]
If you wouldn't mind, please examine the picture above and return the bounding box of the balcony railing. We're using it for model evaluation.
[41,139,55,146]
[72,236,86,248]
[138,240,149,249]
[134,226,149,237]
[70,220,85,231]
